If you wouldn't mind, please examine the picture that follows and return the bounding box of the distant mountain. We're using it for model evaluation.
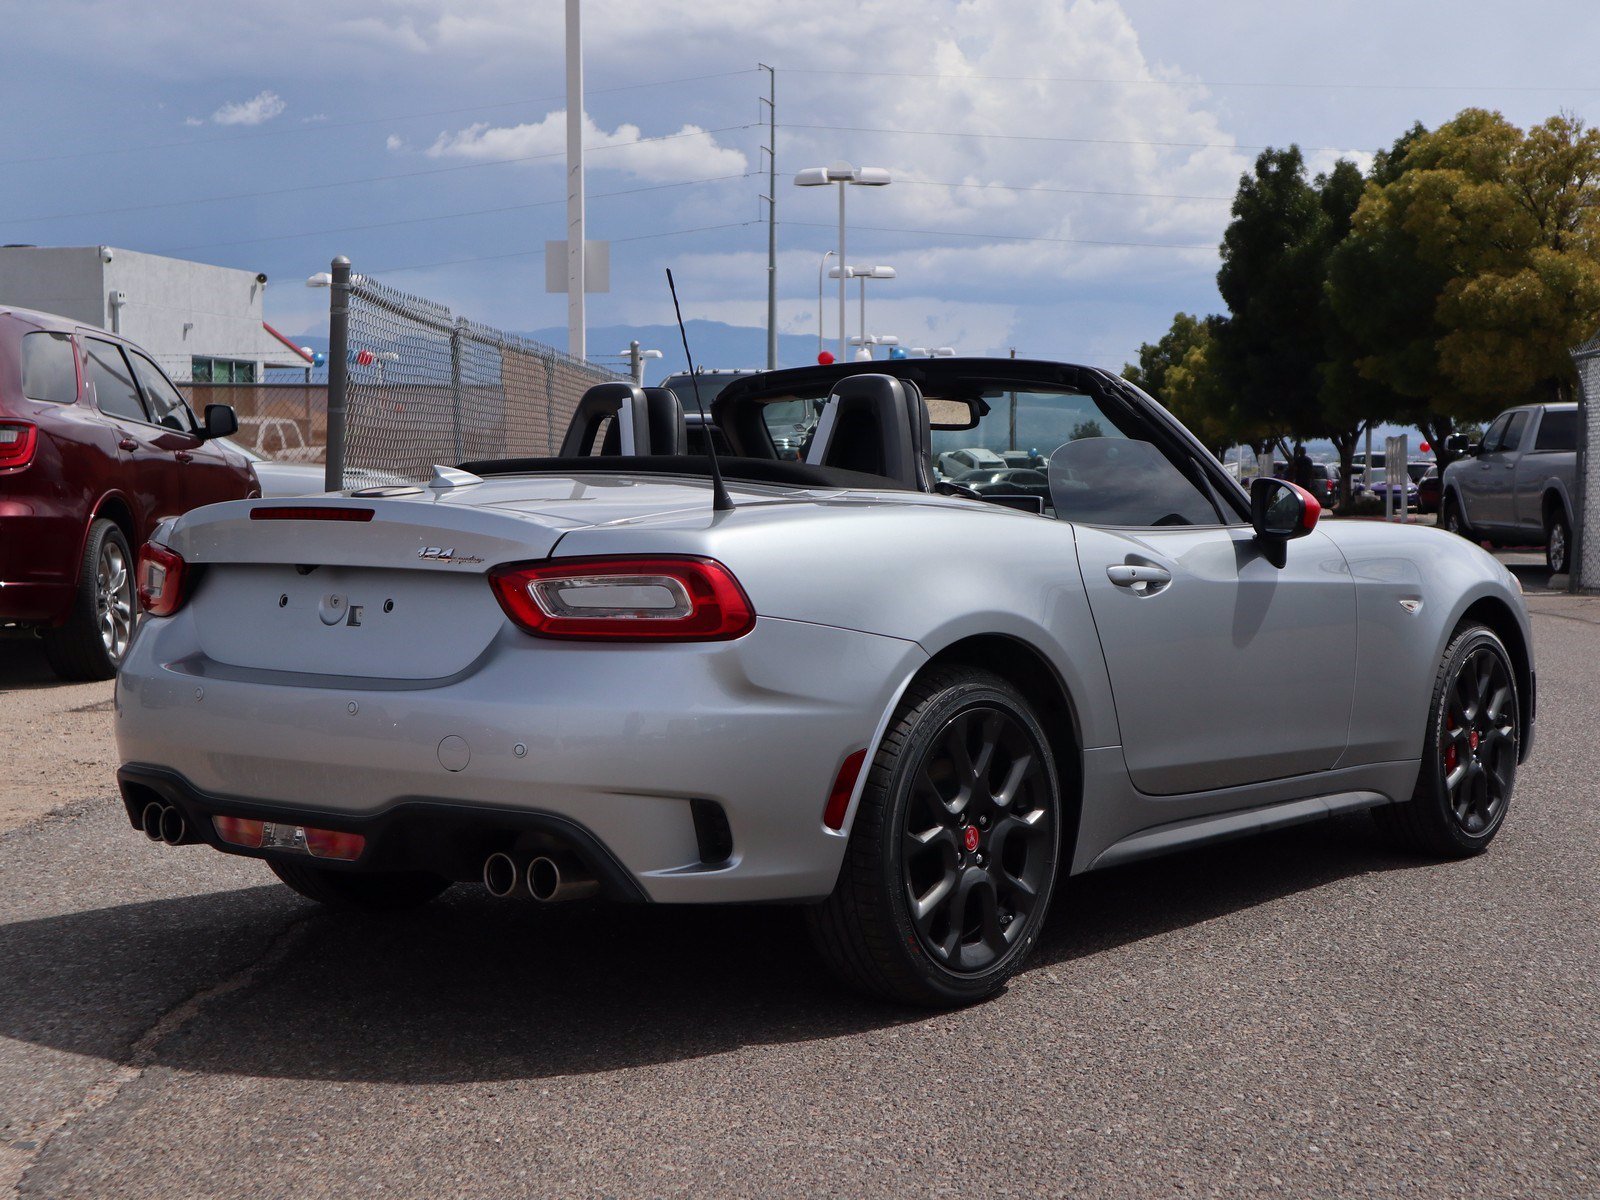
[518,321,823,383]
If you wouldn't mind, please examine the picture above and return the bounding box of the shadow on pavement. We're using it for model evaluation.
[0,640,74,691]
[0,814,1426,1085]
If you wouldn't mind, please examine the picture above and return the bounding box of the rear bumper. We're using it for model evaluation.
[114,611,926,903]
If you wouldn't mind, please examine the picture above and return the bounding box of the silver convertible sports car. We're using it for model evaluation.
[116,359,1535,1007]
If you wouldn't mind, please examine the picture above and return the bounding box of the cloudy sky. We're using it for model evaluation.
[4,0,1598,368]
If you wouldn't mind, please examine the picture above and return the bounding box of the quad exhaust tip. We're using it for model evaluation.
[482,852,519,898]
[527,854,599,903]
[141,801,187,846]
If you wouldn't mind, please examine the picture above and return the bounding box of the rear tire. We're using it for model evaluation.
[806,667,1062,1007]
[1374,624,1518,858]
[1546,507,1571,575]
[269,861,451,911]
[1440,494,1474,541]
[41,519,136,681]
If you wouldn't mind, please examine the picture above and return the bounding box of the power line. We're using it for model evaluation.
[0,69,760,168]
[159,173,755,254]
[370,220,758,275]
[786,219,1215,251]
[0,124,756,226]
[783,121,1344,154]
[782,66,1600,94]
[889,177,1232,202]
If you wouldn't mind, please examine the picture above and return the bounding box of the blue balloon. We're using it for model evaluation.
[312,352,326,367]
[888,345,908,359]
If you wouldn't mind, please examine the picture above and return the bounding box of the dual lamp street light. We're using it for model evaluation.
[795,162,891,363]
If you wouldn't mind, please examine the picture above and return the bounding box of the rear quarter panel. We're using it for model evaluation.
[548,496,1123,753]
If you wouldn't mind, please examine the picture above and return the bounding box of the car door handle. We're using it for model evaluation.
[118,437,138,451]
[175,450,193,463]
[1108,564,1172,591]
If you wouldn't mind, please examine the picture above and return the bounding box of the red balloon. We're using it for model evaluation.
[1419,441,1430,453]
[355,349,375,366]
[817,351,835,365]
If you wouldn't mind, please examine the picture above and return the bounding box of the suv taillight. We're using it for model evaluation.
[137,541,189,617]
[0,422,37,470]
[489,556,755,641]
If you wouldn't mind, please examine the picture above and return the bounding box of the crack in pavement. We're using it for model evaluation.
[10,910,316,1197]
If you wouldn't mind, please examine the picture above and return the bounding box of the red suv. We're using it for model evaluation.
[0,306,257,680]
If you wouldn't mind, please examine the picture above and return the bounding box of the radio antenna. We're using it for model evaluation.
[665,268,734,513]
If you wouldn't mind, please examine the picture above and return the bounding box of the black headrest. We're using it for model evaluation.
[642,387,687,456]
[805,374,932,490]
[559,383,654,457]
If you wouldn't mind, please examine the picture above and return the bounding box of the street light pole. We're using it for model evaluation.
[816,250,835,359]
[794,162,891,364]
[565,0,585,361]
[837,182,847,363]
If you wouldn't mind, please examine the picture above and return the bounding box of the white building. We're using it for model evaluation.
[0,244,311,382]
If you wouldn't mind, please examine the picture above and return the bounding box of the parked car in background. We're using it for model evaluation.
[936,446,1007,477]
[1416,464,1441,514]
[1440,403,1578,573]
[1304,462,1339,508]
[0,305,254,679]
[219,440,406,498]
[237,415,320,463]
[949,466,1052,503]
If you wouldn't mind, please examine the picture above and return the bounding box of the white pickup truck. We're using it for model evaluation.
[1439,402,1578,573]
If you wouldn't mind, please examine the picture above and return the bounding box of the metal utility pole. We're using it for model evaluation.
[565,0,585,361]
[759,64,777,370]
[324,255,351,493]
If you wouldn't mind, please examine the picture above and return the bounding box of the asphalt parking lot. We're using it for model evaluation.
[1,561,1594,1198]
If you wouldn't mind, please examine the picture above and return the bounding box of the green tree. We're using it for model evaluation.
[1329,110,1600,461]
[1124,312,1233,457]
[1215,147,1329,458]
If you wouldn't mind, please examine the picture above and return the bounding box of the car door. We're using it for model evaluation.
[1460,412,1512,530]
[126,349,244,509]
[1476,409,1527,530]
[1043,417,1357,797]
[79,337,181,532]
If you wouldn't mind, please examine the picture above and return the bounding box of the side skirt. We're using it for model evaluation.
[1087,790,1389,872]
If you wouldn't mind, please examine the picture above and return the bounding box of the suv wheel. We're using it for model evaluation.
[1440,494,1473,540]
[1546,508,1571,575]
[42,519,136,681]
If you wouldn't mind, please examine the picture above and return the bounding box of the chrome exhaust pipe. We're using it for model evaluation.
[527,854,599,903]
[140,801,165,842]
[158,805,187,846]
[482,852,520,898]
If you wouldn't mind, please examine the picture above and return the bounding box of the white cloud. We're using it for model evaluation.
[211,90,286,126]
[424,111,749,183]
[385,134,406,151]
[183,116,204,127]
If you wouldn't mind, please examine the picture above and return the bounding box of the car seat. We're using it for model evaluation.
[559,383,687,457]
[802,374,933,490]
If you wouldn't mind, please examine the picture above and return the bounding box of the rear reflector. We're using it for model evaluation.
[822,749,868,831]
[0,422,37,470]
[249,506,374,522]
[489,555,755,641]
[212,815,365,861]
[137,541,189,617]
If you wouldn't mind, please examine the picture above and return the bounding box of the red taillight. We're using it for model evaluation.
[303,827,366,861]
[213,816,265,848]
[822,749,868,831]
[488,556,756,641]
[0,422,37,470]
[136,541,188,616]
[249,506,374,522]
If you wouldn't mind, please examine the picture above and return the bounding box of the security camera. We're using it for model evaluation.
[99,246,114,264]
[255,272,268,285]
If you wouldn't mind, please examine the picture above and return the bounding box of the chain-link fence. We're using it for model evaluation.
[173,382,328,462]
[1570,334,1600,593]
[330,265,621,483]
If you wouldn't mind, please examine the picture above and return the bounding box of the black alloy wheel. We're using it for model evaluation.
[807,666,1062,1007]
[901,706,1054,973]
[1375,624,1518,856]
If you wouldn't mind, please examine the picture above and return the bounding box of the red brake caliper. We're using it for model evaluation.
[1444,714,1458,773]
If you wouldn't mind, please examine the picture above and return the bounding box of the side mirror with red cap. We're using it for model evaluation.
[1250,477,1320,569]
